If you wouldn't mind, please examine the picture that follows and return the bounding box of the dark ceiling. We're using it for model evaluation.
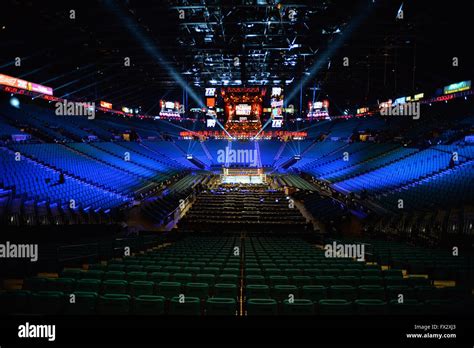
[0,0,472,114]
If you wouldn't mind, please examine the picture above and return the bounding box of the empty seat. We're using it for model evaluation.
[98,294,131,315]
[386,285,415,300]
[246,284,270,299]
[126,265,144,272]
[149,272,170,283]
[245,275,266,285]
[102,280,128,295]
[169,296,201,315]
[217,274,238,284]
[195,274,215,286]
[82,270,104,280]
[318,299,353,315]
[129,281,154,296]
[0,290,31,314]
[173,273,193,284]
[104,271,126,280]
[314,276,336,287]
[206,298,237,315]
[213,283,238,299]
[61,269,83,280]
[301,285,327,303]
[269,275,289,286]
[65,291,98,315]
[282,299,315,315]
[358,285,385,300]
[246,299,278,315]
[329,285,357,301]
[127,272,147,282]
[355,299,387,315]
[76,279,101,293]
[50,278,76,293]
[157,282,182,299]
[292,276,312,287]
[272,285,298,302]
[32,291,65,315]
[185,283,209,299]
[107,264,125,272]
[132,295,165,315]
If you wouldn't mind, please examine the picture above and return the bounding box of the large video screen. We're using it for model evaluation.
[236,104,251,116]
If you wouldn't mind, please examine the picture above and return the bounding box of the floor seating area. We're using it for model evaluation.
[2,235,471,316]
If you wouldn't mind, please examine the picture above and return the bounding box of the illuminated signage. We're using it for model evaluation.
[205,88,216,97]
[206,97,216,108]
[236,104,251,116]
[444,81,471,94]
[100,101,113,109]
[357,107,369,114]
[271,87,282,97]
[0,73,53,95]
[207,119,216,127]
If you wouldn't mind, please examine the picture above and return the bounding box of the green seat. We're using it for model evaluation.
[217,274,238,284]
[213,283,238,299]
[329,285,357,301]
[144,265,162,273]
[82,270,104,280]
[173,273,193,284]
[246,284,270,299]
[335,276,359,286]
[272,285,298,302]
[264,268,281,276]
[88,263,106,271]
[301,285,327,302]
[129,281,154,296]
[149,272,170,283]
[246,299,278,316]
[386,285,415,300]
[222,268,240,276]
[358,285,385,300]
[292,276,312,287]
[65,291,98,315]
[323,268,341,277]
[196,274,215,286]
[50,278,76,293]
[383,269,403,278]
[282,299,315,315]
[169,296,201,315]
[245,275,265,285]
[60,269,83,280]
[164,265,182,273]
[303,268,322,276]
[107,264,125,272]
[359,276,383,286]
[314,276,336,287]
[202,267,220,275]
[269,275,289,286]
[384,276,406,286]
[341,269,361,277]
[32,291,65,315]
[185,283,210,299]
[206,297,237,315]
[355,299,387,315]
[157,281,182,299]
[76,279,101,293]
[389,299,422,315]
[104,271,126,280]
[245,268,262,276]
[284,268,301,277]
[0,290,31,314]
[184,267,201,275]
[362,269,382,277]
[98,294,131,315]
[132,295,165,315]
[102,280,128,294]
[318,299,353,315]
[127,271,147,282]
[126,265,144,273]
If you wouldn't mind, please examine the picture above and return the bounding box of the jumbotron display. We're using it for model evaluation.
[222,87,264,135]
